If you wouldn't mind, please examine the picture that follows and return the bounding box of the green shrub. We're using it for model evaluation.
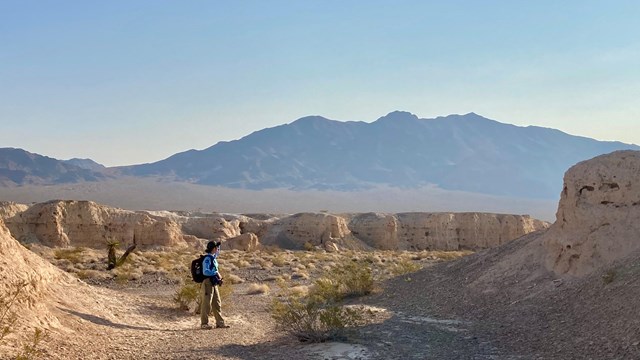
[330,261,374,299]
[174,283,201,311]
[270,261,371,342]
[270,292,362,342]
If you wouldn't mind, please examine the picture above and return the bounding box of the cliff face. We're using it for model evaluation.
[0,201,548,251]
[348,212,548,251]
[543,150,640,276]
[1,200,188,248]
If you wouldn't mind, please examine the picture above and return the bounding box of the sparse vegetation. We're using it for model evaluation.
[174,280,235,313]
[303,241,316,252]
[270,254,287,267]
[390,258,422,276]
[270,267,367,342]
[174,282,201,311]
[329,260,374,299]
[246,283,270,295]
[602,269,617,284]
[1,281,47,360]
[54,247,86,264]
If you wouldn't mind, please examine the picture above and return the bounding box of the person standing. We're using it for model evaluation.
[201,241,229,329]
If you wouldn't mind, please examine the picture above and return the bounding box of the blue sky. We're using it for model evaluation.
[1,1,639,166]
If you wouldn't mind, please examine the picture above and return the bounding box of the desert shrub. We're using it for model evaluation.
[53,247,86,264]
[390,258,422,276]
[428,250,473,261]
[303,241,316,252]
[174,283,201,311]
[246,283,270,295]
[1,281,27,343]
[1,281,47,359]
[289,285,309,297]
[330,261,374,299]
[270,285,362,342]
[233,260,251,268]
[271,254,287,267]
[174,280,235,314]
[225,274,244,284]
[602,269,617,284]
[113,265,143,283]
[15,328,45,360]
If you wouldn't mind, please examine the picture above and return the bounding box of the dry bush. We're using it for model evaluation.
[390,258,422,276]
[271,254,287,267]
[428,250,474,261]
[174,281,234,313]
[53,247,86,264]
[225,274,244,284]
[602,269,617,284]
[234,260,251,268]
[75,269,111,281]
[113,265,143,283]
[289,285,309,297]
[1,281,47,360]
[246,283,270,295]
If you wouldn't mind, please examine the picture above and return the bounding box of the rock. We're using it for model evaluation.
[2,200,189,248]
[225,232,260,251]
[0,201,29,219]
[349,212,548,251]
[543,150,640,276]
[260,212,356,249]
[1,200,549,252]
[324,241,339,252]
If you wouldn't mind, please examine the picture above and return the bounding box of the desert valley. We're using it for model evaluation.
[4,3,640,358]
[1,150,639,359]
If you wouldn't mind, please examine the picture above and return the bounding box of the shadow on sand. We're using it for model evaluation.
[59,307,155,331]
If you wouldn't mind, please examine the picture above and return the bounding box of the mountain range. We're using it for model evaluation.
[1,111,638,200]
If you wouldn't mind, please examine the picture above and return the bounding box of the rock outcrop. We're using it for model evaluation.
[225,232,260,251]
[543,150,640,276]
[260,212,360,249]
[1,201,548,251]
[349,212,547,251]
[0,201,29,219]
[3,200,190,248]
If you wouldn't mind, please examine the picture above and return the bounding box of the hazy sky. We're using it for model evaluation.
[2,1,639,167]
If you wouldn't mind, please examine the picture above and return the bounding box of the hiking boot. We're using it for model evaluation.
[200,324,213,330]
[216,324,230,329]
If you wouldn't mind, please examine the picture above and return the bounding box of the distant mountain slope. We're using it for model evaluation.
[0,148,108,186]
[117,112,639,199]
[63,158,106,172]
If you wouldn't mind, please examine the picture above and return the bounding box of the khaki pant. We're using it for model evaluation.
[201,278,225,326]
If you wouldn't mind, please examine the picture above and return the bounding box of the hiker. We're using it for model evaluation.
[200,241,229,329]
